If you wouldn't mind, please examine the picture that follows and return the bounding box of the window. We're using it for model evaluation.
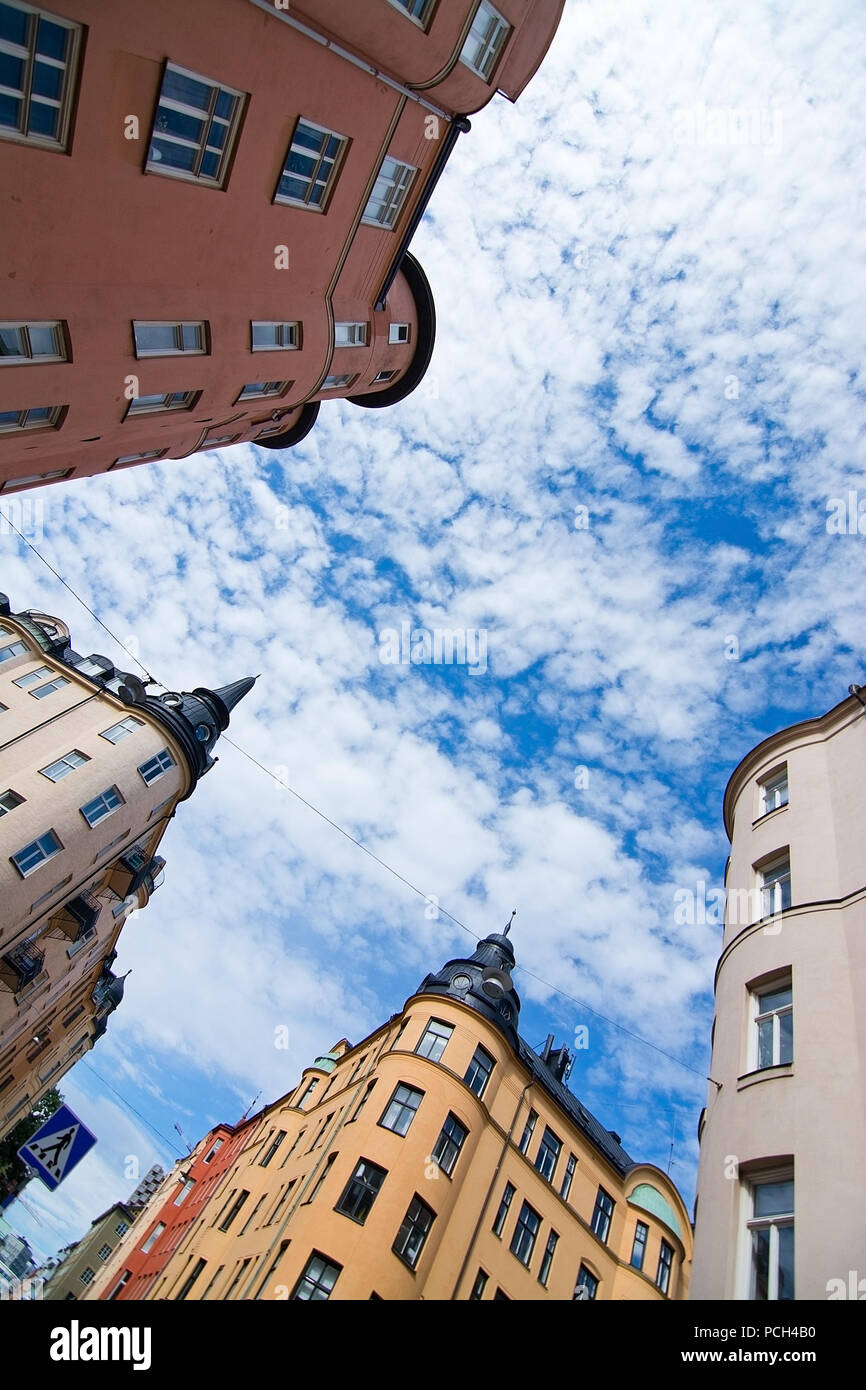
[291,1251,342,1300]
[518,1109,537,1155]
[219,1189,249,1231]
[535,1127,562,1182]
[251,321,299,351]
[126,391,198,416]
[493,1287,511,1300]
[80,786,124,827]
[460,1,510,80]
[40,750,89,781]
[265,1179,296,1225]
[176,1257,207,1301]
[254,1241,290,1299]
[138,749,175,785]
[386,0,435,24]
[392,1194,435,1270]
[174,1178,196,1207]
[13,664,53,686]
[538,1230,558,1287]
[11,828,62,877]
[379,1083,423,1136]
[415,1018,453,1062]
[560,1153,577,1200]
[107,1271,132,1300]
[574,1265,598,1300]
[202,1138,224,1164]
[469,1268,488,1300]
[0,1,82,151]
[334,322,367,347]
[372,370,397,384]
[631,1220,649,1270]
[509,1200,541,1266]
[759,852,791,918]
[304,1152,336,1203]
[656,1238,674,1295]
[347,1078,377,1122]
[0,789,24,814]
[464,1045,494,1098]
[133,321,207,357]
[141,1222,165,1254]
[101,717,144,744]
[759,767,788,815]
[115,1221,129,1237]
[147,63,244,187]
[237,380,289,400]
[754,979,793,1069]
[321,373,356,390]
[79,1266,95,1285]
[0,640,28,661]
[0,321,66,362]
[30,674,68,698]
[97,1243,112,1261]
[275,118,347,210]
[0,407,63,433]
[239,1194,267,1235]
[362,155,416,229]
[297,1078,319,1107]
[335,1158,387,1224]
[747,1174,794,1300]
[389,323,410,344]
[431,1112,467,1177]
[591,1187,614,1244]
[200,1264,225,1301]
[492,1181,514,1237]
[259,1131,286,1167]
[111,451,167,468]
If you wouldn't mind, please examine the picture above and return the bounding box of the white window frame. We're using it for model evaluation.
[138,749,175,786]
[459,1,511,81]
[0,639,28,662]
[39,749,89,781]
[237,380,290,401]
[389,323,411,344]
[146,62,245,188]
[321,373,357,390]
[0,1,83,152]
[0,407,64,434]
[757,851,791,920]
[385,0,436,28]
[751,977,793,1070]
[30,675,69,698]
[741,1170,795,1301]
[141,1222,165,1254]
[0,320,66,363]
[334,322,367,347]
[251,321,300,351]
[372,369,397,384]
[126,391,198,417]
[11,828,63,877]
[100,716,144,743]
[110,451,168,469]
[13,665,53,688]
[274,117,348,211]
[362,156,417,230]
[133,321,208,358]
[80,785,124,828]
[758,766,788,817]
[0,789,25,815]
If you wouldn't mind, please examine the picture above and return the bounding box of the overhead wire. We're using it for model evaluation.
[3,517,713,1085]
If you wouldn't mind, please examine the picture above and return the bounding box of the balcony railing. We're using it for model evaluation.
[0,944,45,991]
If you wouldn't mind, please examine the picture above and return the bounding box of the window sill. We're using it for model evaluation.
[752,804,788,829]
[737,1063,793,1091]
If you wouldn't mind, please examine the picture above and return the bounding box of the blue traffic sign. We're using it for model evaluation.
[17,1103,97,1191]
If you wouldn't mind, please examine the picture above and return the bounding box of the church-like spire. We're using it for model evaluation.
[132,674,259,788]
[413,917,522,1043]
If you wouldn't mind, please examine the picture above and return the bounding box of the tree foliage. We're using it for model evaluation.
[0,1088,63,1198]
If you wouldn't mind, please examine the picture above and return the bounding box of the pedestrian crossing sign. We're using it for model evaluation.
[17,1103,97,1191]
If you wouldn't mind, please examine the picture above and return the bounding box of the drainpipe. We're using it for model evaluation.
[375,115,471,310]
[248,0,450,120]
[449,1080,534,1300]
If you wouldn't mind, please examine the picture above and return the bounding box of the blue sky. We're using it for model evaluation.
[5,0,866,1263]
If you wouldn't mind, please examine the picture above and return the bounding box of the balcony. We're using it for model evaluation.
[107,850,165,902]
[0,944,45,992]
[50,890,101,942]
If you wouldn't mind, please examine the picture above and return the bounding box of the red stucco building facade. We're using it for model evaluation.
[0,0,564,491]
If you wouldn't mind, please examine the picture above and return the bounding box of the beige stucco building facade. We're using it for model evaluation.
[691,687,866,1300]
[141,928,692,1301]
[0,593,256,1141]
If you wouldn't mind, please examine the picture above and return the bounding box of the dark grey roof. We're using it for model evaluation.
[516,1037,634,1176]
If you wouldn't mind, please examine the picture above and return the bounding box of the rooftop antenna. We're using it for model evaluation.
[504,909,517,935]
[241,1091,262,1121]
[173,1122,193,1155]
[666,1108,677,1175]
